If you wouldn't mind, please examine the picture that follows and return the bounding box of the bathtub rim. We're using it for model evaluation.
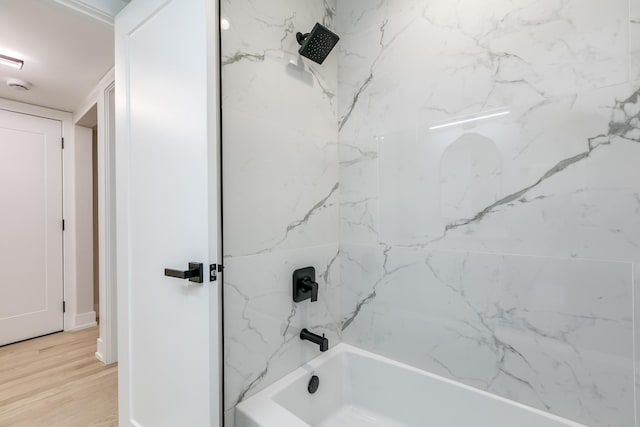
[234,343,588,427]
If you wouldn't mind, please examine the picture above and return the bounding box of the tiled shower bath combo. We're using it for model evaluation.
[221,1,640,426]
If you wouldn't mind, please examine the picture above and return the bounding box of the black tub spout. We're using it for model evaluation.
[300,328,329,352]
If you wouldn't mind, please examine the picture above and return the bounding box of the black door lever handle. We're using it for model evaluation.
[164,262,203,284]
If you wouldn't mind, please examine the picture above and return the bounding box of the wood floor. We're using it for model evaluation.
[0,327,118,427]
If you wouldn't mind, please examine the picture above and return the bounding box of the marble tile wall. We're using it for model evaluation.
[337,1,640,427]
[632,0,640,81]
[342,245,634,427]
[220,0,339,425]
[222,0,640,426]
[636,263,640,426]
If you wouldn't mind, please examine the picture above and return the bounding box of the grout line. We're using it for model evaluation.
[223,241,341,260]
[342,241,639,265]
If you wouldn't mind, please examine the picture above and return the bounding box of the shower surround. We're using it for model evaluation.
[222,1,640,426]
[221,1,340,425]
[337,1,640,427]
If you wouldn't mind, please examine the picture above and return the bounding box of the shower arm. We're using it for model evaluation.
[296,32,310,45]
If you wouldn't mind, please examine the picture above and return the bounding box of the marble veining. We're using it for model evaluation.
[338,0,629,142]
[222,0,340,258]
[223,244,341,426]
[222,1,640,427]
[338,15,418,133]
[443,88,640,235]
[337,1,639,427]
[340,245,634,427]
[221,1,339,425]
[632,0,640,81]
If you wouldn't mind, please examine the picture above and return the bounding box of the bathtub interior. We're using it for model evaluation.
[268,346,583,427]
[272,353,348,426]
[272,351,420,426]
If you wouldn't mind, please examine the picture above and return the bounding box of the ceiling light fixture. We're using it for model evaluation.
[0,53,24,70]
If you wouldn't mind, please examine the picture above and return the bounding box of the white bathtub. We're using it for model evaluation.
[235,343,586,427]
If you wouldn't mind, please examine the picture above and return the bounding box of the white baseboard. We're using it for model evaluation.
[67,311,97,331]
[95,337,105,363]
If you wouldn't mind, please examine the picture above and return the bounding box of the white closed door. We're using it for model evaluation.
[0,110,63,346]
[115,0,221,426]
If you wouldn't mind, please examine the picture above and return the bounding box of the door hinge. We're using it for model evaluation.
[62,219,65,231]
[63,301,66,313]
[209,264,223,282]
[61,137,64,149]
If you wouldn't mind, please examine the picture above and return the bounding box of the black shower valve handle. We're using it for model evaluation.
[301,276,318,302]
[293,267,319,303]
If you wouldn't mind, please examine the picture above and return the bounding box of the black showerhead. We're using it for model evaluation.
[296,23,340,65]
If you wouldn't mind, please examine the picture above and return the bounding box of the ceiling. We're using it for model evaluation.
[0,0,120,112]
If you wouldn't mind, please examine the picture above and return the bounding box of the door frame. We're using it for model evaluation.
[74,69,118,364]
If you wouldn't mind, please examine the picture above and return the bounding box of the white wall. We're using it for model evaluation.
[93,128,99,313]
[73,125,96,327]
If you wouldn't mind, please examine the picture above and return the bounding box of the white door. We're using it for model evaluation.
[115,0,221,426]
[0,110,63,346]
